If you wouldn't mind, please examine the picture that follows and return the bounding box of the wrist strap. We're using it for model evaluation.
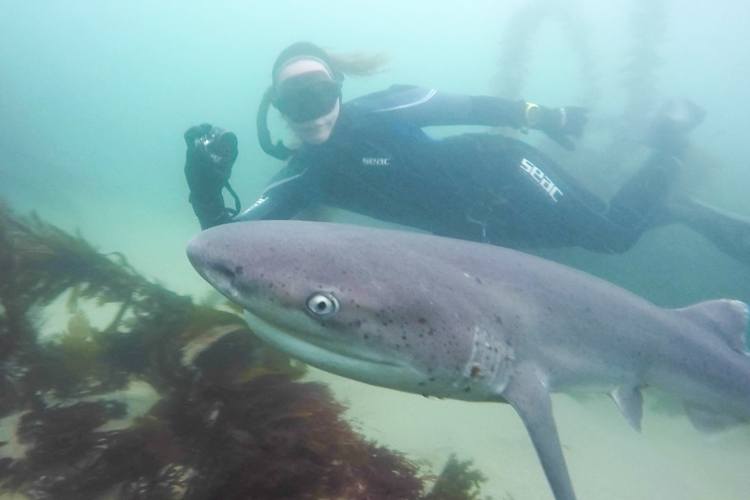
[224,181,242,217]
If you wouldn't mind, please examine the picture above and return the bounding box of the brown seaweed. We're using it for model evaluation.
[423,454,488,500]
[0,202,489,499]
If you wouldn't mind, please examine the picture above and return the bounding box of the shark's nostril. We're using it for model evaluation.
[211,263,236,283]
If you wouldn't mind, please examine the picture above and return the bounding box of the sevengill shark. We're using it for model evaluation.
[187,220,750,500]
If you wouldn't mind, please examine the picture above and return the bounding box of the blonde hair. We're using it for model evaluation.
[272,42,389,85]
[326,51,389,77]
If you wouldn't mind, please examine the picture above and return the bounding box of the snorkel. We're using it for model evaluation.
[257,87,294,160]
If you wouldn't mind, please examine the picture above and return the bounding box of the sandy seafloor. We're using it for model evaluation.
[317,369,750,500]
[4,197,748,500]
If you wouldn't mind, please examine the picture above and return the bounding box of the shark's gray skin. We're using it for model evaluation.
[187,220,750,500]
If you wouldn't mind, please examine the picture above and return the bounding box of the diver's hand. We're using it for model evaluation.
[526,104,588,151]
[184,123,239,196]
[184,124,239,229]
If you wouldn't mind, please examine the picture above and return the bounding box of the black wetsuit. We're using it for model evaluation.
[227,85,672,253]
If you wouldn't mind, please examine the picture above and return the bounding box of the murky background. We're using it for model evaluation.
[2,1,749,498]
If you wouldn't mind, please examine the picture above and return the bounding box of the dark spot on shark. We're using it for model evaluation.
[464,387,471,393]
[475,276,483,285]
[470,365,481,378]
[401,335,407,341]
[363,334,369,340]
[234,265,244,275]
[495,315,503,325]
[427,328,435,336]
[418,317,427,324]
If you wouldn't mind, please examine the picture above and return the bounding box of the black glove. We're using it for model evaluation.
[525,104,588,151]
[184,124,239,229]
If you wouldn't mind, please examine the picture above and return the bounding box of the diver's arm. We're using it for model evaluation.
[398,90,529,128]
[192,174,312,228]
[234,181,313,222]
[233,161,317,223]
[350,85,525,127]
[184,124,313,229]
[352,85,587,149]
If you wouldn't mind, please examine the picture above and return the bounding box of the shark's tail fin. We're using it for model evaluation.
[674,299,749,355]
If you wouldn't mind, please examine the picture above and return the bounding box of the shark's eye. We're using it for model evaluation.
[306,292,339,318]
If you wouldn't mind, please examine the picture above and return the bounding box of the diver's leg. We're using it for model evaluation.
[462,134,631,252]
[610,99,750,264]
[645,99,706,156]
[667,197,750,265]
[604,99,707,250]
[605,153,681,242]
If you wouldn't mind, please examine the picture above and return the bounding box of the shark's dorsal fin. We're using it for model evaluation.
[610,385,643,432]
[674,299,749,354]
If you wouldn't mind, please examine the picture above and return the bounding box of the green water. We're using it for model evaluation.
[2,1,750,498]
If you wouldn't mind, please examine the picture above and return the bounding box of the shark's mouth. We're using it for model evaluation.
[242,309,405,374]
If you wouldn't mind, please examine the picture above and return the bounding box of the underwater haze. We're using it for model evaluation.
[2,0,750,498]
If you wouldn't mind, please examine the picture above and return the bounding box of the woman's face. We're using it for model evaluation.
[286,99,340,145]
[275,59,341,145]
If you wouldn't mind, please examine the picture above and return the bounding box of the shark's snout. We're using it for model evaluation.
[186,236,216,277]
[186,236,206,271]
[186,235,241,298]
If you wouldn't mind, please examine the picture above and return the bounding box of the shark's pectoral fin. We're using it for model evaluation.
[684,402,747,433]
[500,363,577,500]
[610,385,644,432]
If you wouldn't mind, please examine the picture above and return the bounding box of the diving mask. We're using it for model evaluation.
[273,73,342,123]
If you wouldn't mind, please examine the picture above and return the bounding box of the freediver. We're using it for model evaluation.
[183,41,750,264]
